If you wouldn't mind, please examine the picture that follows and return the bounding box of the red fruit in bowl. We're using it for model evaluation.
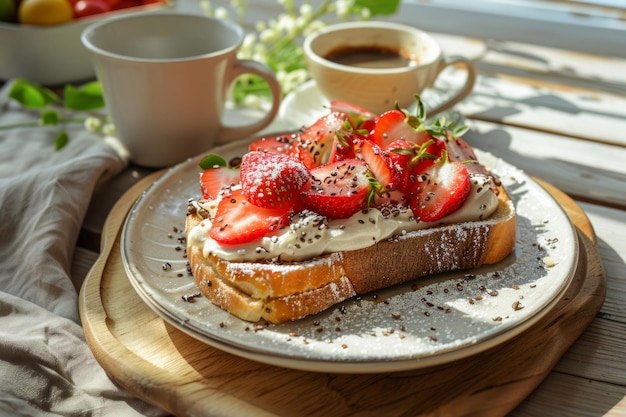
[73,0,110,17]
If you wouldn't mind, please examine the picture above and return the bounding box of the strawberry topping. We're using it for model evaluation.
[240,151,310,210]
[289,111,348,168]
[200,165,240,200]
[196,96,492,245]
[356,140,398,190]
[408,151,471,222]
[248,134,295,154]
[300,158,372,219]
[209,188,291,245]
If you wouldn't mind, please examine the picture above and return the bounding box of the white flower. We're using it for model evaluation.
[303,20,326,36]
[276,14,297,33]
[260,28,279,43]
[279,68,310,95]
[102,123,116,137]
[336,0,354,19]
[214,6,229,20]
[299,3,313,19]
[84,116,101,132]
[243,94,263,109]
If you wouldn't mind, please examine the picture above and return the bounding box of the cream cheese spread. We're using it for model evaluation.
[188,174,498,262]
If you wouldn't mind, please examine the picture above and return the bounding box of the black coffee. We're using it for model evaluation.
[325,46,416,69]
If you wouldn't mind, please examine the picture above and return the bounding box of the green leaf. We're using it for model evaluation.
[353,0,401,16]
[55,131,69,150]
[453,125,469,137]
[8,79,59,109]
[63,82,105,111]
[199,154,228,170]
[40,110,60,126]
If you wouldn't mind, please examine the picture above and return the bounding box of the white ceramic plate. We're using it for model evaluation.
[120,138,578,373]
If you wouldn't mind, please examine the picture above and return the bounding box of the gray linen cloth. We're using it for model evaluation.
[0,80,166,417]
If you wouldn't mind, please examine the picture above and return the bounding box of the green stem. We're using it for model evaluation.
[266,0,332,57]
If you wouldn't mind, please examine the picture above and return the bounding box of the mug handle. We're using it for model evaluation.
[218,59,282,142]
[426,57,477,117]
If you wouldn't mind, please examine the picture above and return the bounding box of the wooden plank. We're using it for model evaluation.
[454,74,626,147]
[480,40,626,86]
[554,318,626,384]
[461,120,626,208]
[579,202,626,323]
[511,372,626,417]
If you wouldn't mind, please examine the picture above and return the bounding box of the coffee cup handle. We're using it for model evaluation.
[218,59,282,142]
[426,57,477,117]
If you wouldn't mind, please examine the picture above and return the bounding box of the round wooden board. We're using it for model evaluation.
[79,173,606,417]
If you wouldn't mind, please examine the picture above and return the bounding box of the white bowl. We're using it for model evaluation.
[0,3,172,86]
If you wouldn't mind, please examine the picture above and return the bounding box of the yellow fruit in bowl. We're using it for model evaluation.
[18,0,73,25]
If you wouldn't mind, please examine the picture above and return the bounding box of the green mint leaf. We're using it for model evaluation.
[199,154,228,170]
[55,131,69,150]
[40,110,60,126]
[8,79,59,109]
[63,82,105,111]
[353,0,401,16]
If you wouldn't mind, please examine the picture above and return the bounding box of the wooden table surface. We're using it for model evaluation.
[73,27,626,417]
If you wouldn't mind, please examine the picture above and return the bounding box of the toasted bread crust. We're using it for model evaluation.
[186,188,515,323]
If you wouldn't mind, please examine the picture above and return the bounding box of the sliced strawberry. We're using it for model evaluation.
[443,133,493,178]
[209,188,291,245]
[200,166,240,200]
[408,151,471,223]
[385,139,416,192]
[370,109,430,148]
[385,138,445,192]
[240,151,310,210]
[410,137,447,175]
[329,100,377,130]
[248,134,295,154]
[356,140,398,190]
[289,111,348,168]
[300,158,372,219]
[327,134,357,163]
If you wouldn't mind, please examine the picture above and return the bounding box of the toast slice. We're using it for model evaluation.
[185,186,515,323]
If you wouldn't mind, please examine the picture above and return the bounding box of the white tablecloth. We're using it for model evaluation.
[0,81,166,416]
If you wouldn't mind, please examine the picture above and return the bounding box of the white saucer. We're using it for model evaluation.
[279,80,464,129]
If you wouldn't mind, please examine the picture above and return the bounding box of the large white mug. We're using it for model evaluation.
[82,12,281,167]
[303,21,476,116]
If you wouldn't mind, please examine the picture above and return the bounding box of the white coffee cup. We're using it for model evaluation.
[303,21,476,116]
[82,12,281,167]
